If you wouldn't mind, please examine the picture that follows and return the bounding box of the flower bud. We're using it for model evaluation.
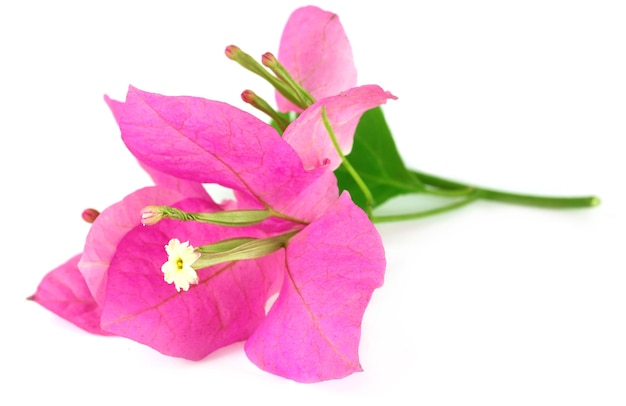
[241,89,257,104]
[140,205,164,226]
[241,90,290,132]
[261,52,278,68]
[225,45,308,110]
[81,208,100,224]
[224,45,242,60]
[260,52,315,108]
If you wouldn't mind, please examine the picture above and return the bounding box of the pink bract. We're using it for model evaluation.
[100,196,282,360]
[276,5,357,113]
[106,86,338,223]
[79,186,193,305]
[245,192,385,382]
[30,254,110,336]
[32,185,214,334]
[275,6,397,171]
[283,85,397,171]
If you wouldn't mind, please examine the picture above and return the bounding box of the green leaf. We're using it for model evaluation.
[334,107,423,210]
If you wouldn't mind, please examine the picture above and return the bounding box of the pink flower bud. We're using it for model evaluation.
[224,45,242,60]
[261,52,278,67]
[241,89,257,104]
[81,208,100,224]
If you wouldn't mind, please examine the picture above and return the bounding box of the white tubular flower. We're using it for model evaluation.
[161,239,201,292]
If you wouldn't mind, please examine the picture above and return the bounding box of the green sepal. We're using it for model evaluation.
[193,231,297,269]
[195,237,258,254]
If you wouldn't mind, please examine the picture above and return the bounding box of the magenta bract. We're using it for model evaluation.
[283,85,397,171]
[276,5,357,113]
[106,86,338,223]
[245,192,385,382]
[31,254,111,336]
[100,197,281,360]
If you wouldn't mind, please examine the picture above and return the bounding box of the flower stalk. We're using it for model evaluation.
[193,231,297,269]
[141,205,271,227]
[320,106,374,217]
[241,90,290,132]
[262,52,316,108]
[225,45,302,108]
[413,170,600,209]
[225,45,313,110]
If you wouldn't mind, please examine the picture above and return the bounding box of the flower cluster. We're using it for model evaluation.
[31,6,391,383]
[30,5,599,384]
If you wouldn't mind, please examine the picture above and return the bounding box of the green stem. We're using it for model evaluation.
[321,107,375,217]
[263,53,316,108]
[412,170,600,209]
[241,90,290,133]
[423,186,476,198]
[226,46,308,110]
[372,192,480,223]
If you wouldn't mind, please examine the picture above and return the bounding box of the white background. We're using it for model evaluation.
[1,1,625,405]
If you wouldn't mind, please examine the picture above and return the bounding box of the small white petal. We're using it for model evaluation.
[161,238,201,291]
